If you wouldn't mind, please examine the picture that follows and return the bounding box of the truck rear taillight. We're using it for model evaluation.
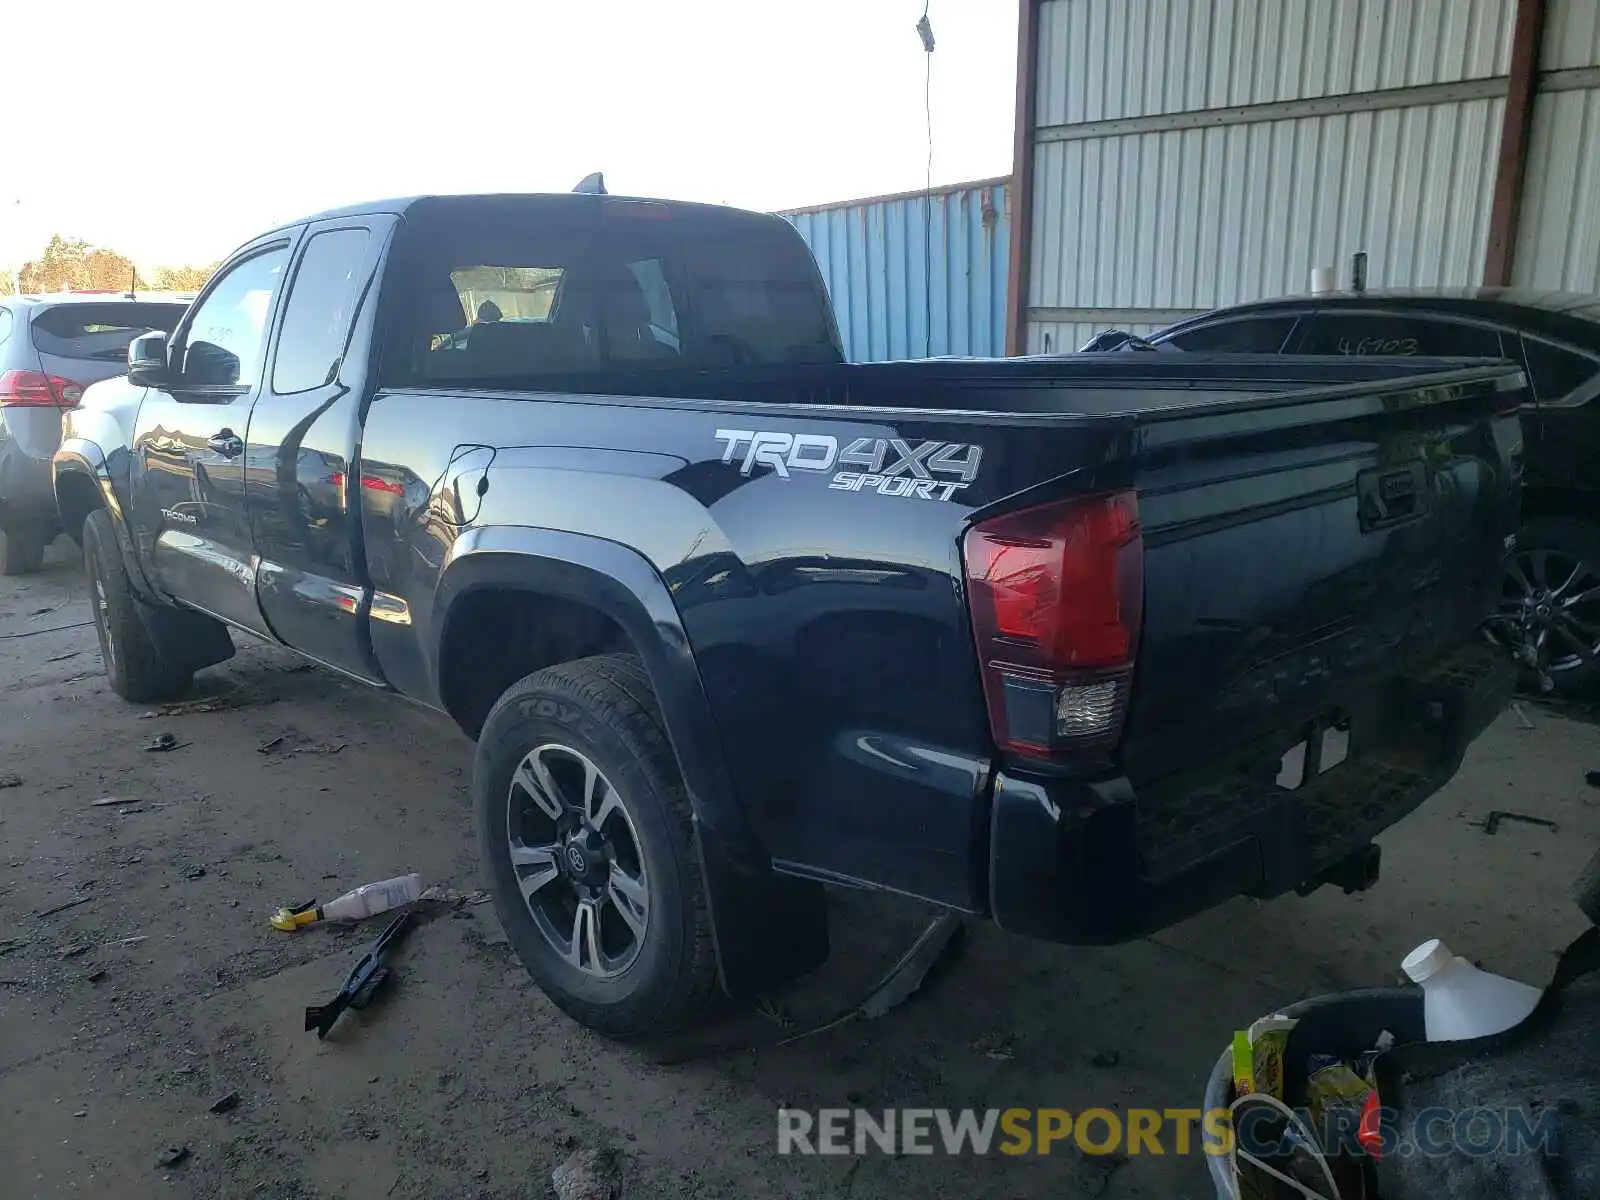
[0,370,84,407]
[963,490,1143,762]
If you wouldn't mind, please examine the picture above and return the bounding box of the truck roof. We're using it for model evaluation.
[268,192,791,237]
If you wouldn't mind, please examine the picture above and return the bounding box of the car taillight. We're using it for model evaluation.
[0,370,85,407]
[963,490,1143,762]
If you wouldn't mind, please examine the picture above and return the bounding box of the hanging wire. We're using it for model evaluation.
[919,1,935,356]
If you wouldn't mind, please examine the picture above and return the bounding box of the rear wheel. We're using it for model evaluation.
[0,527,46,575]
[1499,517,1600,695]
[82,509,193,703]
[472,653,718,1040]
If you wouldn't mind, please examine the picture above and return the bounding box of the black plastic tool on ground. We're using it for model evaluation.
[304,910,414,1039]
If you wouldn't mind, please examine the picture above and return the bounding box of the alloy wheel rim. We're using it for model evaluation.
[93,576,116,674]
[1499,547,1600,677]
[505,743,649,979]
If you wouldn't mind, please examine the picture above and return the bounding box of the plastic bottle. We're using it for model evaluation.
[322,872,423,921]
[1401,938,1542,1041]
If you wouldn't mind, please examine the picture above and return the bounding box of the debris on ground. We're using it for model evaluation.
[417,885,491,907]
[84,968,106,984]
[1587,770,1600,789]
[1512,701,1535,730]
[184,866,207,880]
[255,728,346,758]
[35,895,93,918]
[0,773,21,789]
[653,914,966,1065]
[1090,1048,1121,1069]
[1476,810,1560,835]
[90,796,141,808]
[551,1148,620,1200]
[143,697,235,718]
[0,938,25,956]
[305,910,416,1039]
[275,873,423,931]
[776,913,965,1047]
[143,732,181,753]
[972,1031,1015,1061]
[753,996,796,1028]
[58,942,92,959]
[207,1090,240,1114]
[155,1145,190,1169]
[45,650,78,663]
[860,913,964,1020]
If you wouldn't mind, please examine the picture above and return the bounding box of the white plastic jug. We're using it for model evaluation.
[1401,938,1542,1042]
[320,873,423,922]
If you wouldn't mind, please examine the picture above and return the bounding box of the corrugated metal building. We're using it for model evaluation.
[782,179,1011,361]
[1008,0,1600,354]
[1514,0,1600,291]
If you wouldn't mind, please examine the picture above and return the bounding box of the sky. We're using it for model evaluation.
[3,0,1016,271]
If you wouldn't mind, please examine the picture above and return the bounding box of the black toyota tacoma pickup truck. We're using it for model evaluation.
[54,192,1520,1040]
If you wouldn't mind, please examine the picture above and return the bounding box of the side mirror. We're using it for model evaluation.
[127,331,169,388]
[182,340,241,387]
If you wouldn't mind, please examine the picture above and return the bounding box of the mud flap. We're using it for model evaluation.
[135,599,236,673]
[95,490,235,673]
[698,829,830,1000]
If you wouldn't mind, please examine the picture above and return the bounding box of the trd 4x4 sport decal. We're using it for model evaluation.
[713,430,983,502]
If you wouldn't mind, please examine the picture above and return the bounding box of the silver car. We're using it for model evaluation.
[0,293,189,572]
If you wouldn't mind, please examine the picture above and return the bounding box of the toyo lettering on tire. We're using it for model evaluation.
[472,653,718,1040]
[81,509,194,703]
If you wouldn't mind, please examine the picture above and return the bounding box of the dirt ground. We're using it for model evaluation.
[2,540,1597,1200]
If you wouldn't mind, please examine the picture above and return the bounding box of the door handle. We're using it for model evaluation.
[208,430,244,458]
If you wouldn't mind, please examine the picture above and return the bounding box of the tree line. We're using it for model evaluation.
[1,234,217,296]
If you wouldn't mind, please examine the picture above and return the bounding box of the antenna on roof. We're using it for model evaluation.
[573,172,607,195]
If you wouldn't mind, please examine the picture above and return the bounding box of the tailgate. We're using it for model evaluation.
[1120,359,1523,786]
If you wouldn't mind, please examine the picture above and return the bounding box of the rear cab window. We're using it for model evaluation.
[29,301,188,363]
[382,198,842,388]
[1157,315,1299,353]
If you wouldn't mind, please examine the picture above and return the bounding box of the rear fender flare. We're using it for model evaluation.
[434,526,829,998]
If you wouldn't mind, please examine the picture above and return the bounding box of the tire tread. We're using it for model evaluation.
[83,510,192,703]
